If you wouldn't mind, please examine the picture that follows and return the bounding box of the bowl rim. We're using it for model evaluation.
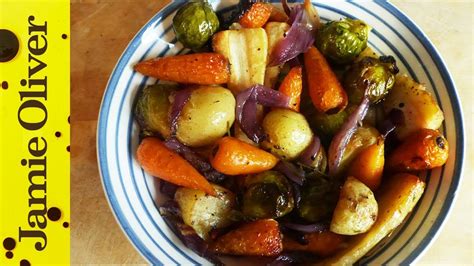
[96,1,465,264]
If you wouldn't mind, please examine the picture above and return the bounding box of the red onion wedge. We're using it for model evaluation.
[274,161,305,186]
[298,136,321,167]
[328,96,370,176]
[169,88,194,134]
[164,137,226,183]
[236,85,291,143]
[282,222,329,233]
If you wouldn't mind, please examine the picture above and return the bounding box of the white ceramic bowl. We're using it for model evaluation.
[97,1,465,264]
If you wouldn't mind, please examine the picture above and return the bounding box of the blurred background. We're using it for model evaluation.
[70,0,473,264]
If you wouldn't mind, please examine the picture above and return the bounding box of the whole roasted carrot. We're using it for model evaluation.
[278,66,303,112]
[239,2,273,28]
[210,136,279,175]
[347,137,385,191]
[304,46,348,113]
[137,138,216,196]
[284,231,345,257]
[134,53,229,85]
[212,219,283,256]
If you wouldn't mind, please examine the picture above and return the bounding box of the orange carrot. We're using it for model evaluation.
[134,53,229,85]
[278,66,303,112]
[347,137,385,191]
[212,219,282,256]
[239,3,273,28]
[304,46,348,113]
[136,138,216,196]
[284,231,345,257]
[387,128,449,172]
[210,136,279,175]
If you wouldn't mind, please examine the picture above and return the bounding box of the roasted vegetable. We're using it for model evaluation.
[309,106,355,141]
[320,173,425,265]
[213,28,268,93]
[262,109,313,160]
[210,136,279,175]
[383,74,444,139]
[212,219,283,256]
[330,177,378,235]
[173,1,219,51]
[298,177,338,222]
[136,138,216,196]
[176,86,235,147]
[278,66,303,112]
[304,46,348,113]
[316,18,370,64]
[134,84,176,138]
[387,128,449,171]
[239,2,273,28]
[264,22,290,88]
[241,171,294,219]
[175,184,236,240]
[347,137,384,191]
[284,231,345,257]
[134,53,229,85]
[338,126,380,174]
[345,56,399,104]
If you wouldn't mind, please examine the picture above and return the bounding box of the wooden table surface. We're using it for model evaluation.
[71,1,473,264]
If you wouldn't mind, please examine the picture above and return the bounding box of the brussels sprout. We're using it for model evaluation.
[316,18,370,64]
[345,56,399,104]
[262,109,313,160]
[298,177,339,222]
[173,1,220,51]
[241,171,294,219]
[134,84,177,138]
[309,105,357,144]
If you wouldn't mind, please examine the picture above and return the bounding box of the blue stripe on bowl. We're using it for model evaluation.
[97,1,464,265]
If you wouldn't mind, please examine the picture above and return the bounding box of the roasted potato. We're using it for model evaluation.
[383,74,444,139]
[262,109,313,160]
[176,86,235,147]
[320,173,425,265]
[387,128,449,172]
[212,219,283,256]
[175,184,236,240]
[330,177,378,235]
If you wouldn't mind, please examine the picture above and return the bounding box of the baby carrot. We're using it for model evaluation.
[137,138,216,196]
[278,66,303,112]
[134,53,229,85]
[210,136,279,175]
[239,3,273,28]
[304,46,348,113]
[284,231,345,257]
[347,137,385,191]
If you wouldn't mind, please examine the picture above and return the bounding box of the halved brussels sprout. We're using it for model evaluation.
[134,84,177,138]
[298,177,339,222]
[241,171,294,219]
[173,1,220,51]
[345,56,399,104]
[316,18,370,64]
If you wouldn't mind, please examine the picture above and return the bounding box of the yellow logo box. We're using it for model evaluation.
[0,0,70,264]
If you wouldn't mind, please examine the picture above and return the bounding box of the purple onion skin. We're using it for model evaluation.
[274,161,305,186]
[298,136,321,166]
[164,138,225,183]
[282,222,329,233]
[269,4,316,66]
[235,85,291,143]
[169,88,194,134]
[159,180,179,198]
[328,96,370,176]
